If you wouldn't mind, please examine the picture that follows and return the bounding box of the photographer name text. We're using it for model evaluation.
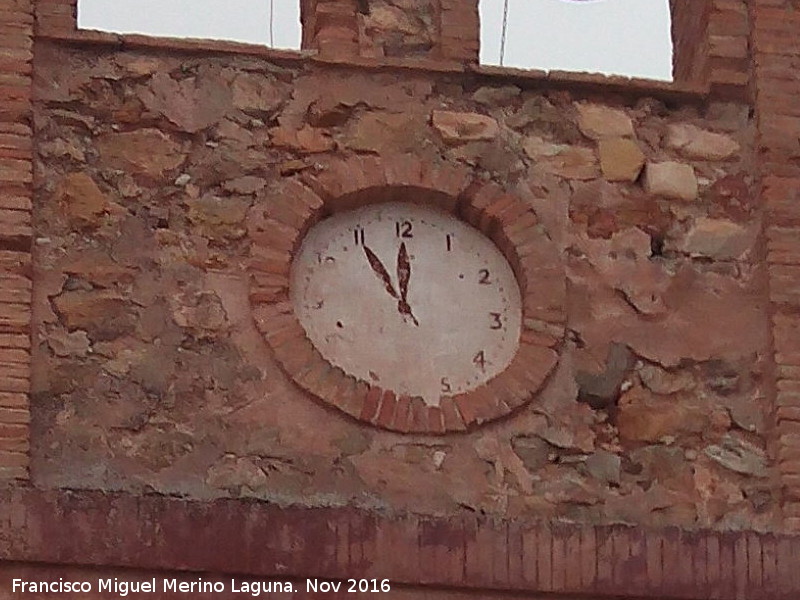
[12,577,392,596]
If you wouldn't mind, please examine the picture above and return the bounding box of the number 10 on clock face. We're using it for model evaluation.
[290,202,522,406]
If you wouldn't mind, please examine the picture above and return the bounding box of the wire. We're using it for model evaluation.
[270,0,275,46]
[500,0,509,66]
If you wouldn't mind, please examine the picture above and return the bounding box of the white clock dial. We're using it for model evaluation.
[290,202,522,406]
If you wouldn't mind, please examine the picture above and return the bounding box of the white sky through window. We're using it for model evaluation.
[78,0,302,50]
[480,0,673,80]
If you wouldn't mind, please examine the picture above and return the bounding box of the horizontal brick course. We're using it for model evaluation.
[0,489,796,598]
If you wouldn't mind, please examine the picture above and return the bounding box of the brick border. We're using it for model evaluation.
[753,6,800,530]
[247,156,565,434]
[0,0,34,481]
[0,488,797,599]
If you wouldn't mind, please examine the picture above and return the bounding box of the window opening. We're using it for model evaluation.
[77,0,302,50]
[480,0,673,81]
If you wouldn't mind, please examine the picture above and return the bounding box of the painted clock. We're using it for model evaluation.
[290,202,522,405]
[247,159,564,433]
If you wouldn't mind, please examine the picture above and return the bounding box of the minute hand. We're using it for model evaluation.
[363,245,399,300]
[396,242,419,326]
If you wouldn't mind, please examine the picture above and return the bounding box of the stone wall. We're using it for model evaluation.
[28,39,775,532]
[4,0,800,597]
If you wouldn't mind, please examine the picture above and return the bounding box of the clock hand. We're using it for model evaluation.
[363,245,399,300]
[397,242,411,303]
[396,242,419,326]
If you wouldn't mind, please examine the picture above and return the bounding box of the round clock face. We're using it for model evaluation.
[290,202,522,405]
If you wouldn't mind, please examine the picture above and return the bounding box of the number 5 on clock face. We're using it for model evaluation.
[290,202,522,406]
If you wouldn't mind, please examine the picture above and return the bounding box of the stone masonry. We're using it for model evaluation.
[0,0,800,598]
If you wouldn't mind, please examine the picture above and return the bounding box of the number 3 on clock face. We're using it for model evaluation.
[290,202,522,406]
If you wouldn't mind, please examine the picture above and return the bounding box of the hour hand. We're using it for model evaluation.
[363,245,398,300]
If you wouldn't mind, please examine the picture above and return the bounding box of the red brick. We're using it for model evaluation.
[0,377,26,393]
[383,154,425,189]
[293,354,331,393]
[426,162,471,199]
[0,392,25,408]
[0,347,26,364]
[272,336,315,373]
[0,194,29,211]
[0,10,33,25]
[408,397,427,432]
[375,389,397,428]
[707,532,722,599]
[342,380,370,419]
[0,435,26,451]
[267,193,317,231]
[248,217,300,253]
[248,245,291,276]
[563,525,582,592]
[248,285,289,305]
[520,523,539,586]
[302,166,349,202]
[503,520,523,587]
[0,422,25,438]
[0,464,26,479]
[360,385,382,423]
[454,392,480,428]
[0,303,30,330]
[0,407,27,424]
[350,154,388,192]
[307,364,348,404]
[463,517,493,587]
[389,395,412,432]
[0,449,26,467]
[250,302,292,335]
[477,193,516,233]
[761,534,779,597]
[778,419,800,438]
[439,396,465,432]
[718,532,737,600]
[595,527,614,593]
[776,536,800,594]
[328,374,358,416]
[371,516,420,581]
[264,320,305,350]
[426,406,444,434]
[461,181,504,228]
[783,473,800,500]
[645,529,663,591]
[734,533,748,599]
[485,373,519,413]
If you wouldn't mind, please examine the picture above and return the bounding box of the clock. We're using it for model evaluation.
[290,202,522,404]
[247,158,564,434]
